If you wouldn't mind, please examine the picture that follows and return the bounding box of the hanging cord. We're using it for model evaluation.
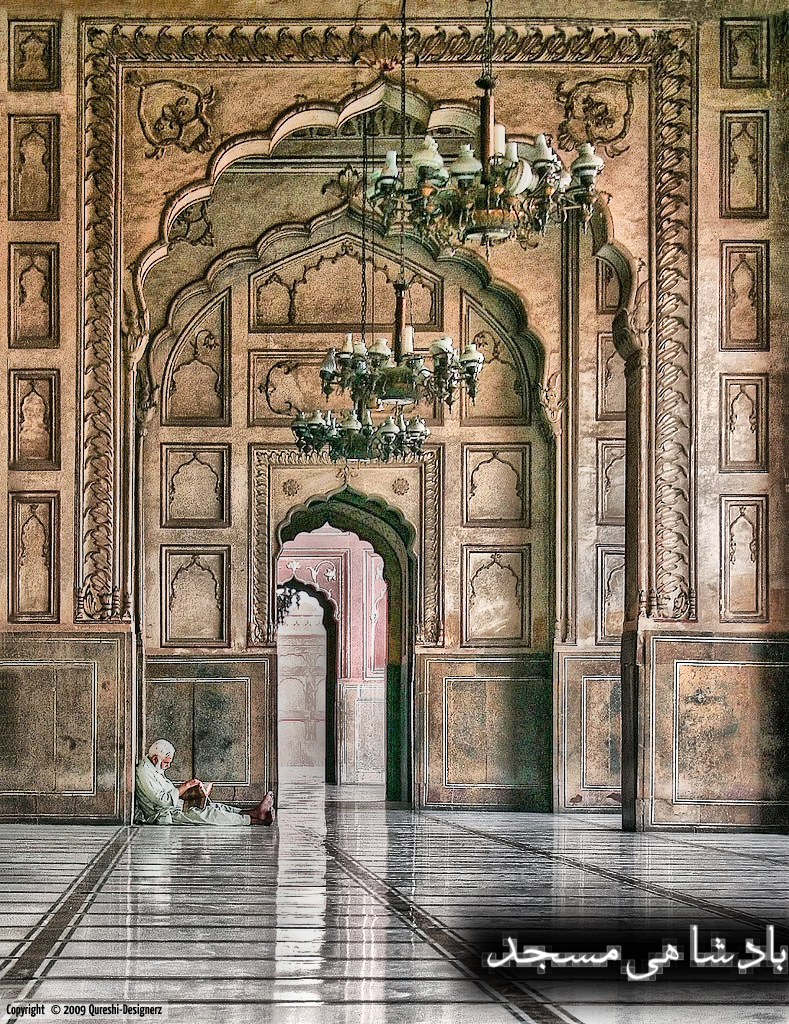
[398,0,408,288]
[360,112,368,342]
[370,111,376,329]
[483,0,494,82]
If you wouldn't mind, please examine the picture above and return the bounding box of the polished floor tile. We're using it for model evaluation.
[0,774,787,1024]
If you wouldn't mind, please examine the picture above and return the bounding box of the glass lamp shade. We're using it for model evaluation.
[570,142,605,187]
[411,135,448,182]
[449,144,483,183]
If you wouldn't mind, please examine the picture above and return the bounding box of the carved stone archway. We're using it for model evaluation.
[279,488,417,803]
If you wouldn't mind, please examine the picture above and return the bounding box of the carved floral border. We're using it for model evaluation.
[77,18,695,623]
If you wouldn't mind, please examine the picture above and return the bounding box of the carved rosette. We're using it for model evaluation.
[79,18,695,623]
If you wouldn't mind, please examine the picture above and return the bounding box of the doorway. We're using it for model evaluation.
[276,523,389,797]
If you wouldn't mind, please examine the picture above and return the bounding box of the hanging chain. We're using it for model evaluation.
[399,0,408,285]
[360,112,368,342]
[483,0,494,81]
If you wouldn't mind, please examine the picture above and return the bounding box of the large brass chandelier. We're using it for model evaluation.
[369,0,606,256]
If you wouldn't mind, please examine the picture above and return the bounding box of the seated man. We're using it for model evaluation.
[135,739,274,826]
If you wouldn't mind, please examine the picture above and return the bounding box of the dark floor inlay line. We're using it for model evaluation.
[0,828,136,988]
[422,813,788,939]
[307,825,582,1024]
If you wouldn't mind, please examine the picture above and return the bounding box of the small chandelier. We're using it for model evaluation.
[293,99,484,462]
[368,0,606,256]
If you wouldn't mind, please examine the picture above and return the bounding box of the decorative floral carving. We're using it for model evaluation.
[391,478,410,496]
[135,78,215,159]
[556,73,642,158]
[282,478,300,497]
[169,199,214,247]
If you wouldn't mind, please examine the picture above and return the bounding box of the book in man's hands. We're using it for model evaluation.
[181,786,208,811]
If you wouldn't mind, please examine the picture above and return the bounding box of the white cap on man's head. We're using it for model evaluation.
[148,739,175,761]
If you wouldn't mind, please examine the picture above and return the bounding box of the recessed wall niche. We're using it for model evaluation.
[720,111,768,218]
[596,332,625,420]
[462,546,531,647]
[8,491,59,622]
[720,18,769,89]
[463,445,530,528]
[719,375,768,473]
[9,369,60,470]
[720,241,769,351]
[460,292,528,426]
[8,243,59,348]
[596,545,625,645]
[8,20,60,91]
[8,115,60,220]
[161,444,230,528]
[161,546,229,647]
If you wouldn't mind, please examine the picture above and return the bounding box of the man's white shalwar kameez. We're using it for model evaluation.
[134,757,251,826]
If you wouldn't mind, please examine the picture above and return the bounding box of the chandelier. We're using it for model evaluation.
[292,89,485,462]
[367,0,606,256]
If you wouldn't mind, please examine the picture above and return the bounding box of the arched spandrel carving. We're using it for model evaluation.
[161,290,230,426]
[459,292,530,426]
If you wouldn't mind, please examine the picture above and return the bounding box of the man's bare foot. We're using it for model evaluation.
[249,791,275,826]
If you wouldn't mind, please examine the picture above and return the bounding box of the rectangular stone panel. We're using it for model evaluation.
[720,495,768,621]
[0,634,128,820]
[9,369,60,470]
[422,656,552,809]
[675,661,788,803]
[9,243,59,348]
[8,491,59,622]
[596,545,625,645]
[719,241,769,351]
[558,654,621,809]
[193,678,250,785]
[444,676,551,789]
[462,546,530,647]
[8,115,60,220]
[161,546,229,646]
[0,661,95,794]
[582,675,622,789]
[596,439,626,525]
[8,20,60,91]
[462,444,530,527]
[719,374,768,471]
[720,18,769,89]
[720,111,768,218]
[596,332,625,420]
[145,658,270,799]
[649,636,789,827]
[145,678,194,780]
[161,443,230,528]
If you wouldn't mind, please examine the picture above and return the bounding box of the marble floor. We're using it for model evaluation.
[1,772,787,1024]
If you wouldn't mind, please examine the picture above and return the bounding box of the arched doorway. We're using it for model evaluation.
[278,489,415,804]
[275,581,339,786]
